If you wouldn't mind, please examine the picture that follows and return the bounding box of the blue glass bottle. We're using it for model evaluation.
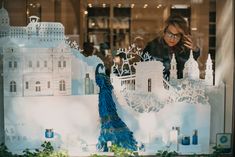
[45,129,54,138]
[182,136,190,145]
[192,129,198,145]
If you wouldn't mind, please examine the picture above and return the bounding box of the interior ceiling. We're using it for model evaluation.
[85,0,193,6]
[83,0,210,9]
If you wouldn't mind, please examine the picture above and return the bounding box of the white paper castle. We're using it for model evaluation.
[0,5,102,97]
[0,5,73,97]
[110,44,213,113]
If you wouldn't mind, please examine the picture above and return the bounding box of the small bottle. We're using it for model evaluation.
[90,79,94,94]
[192,129,198,145]
[170,127,178,144]
[182,136,190,145]
[85,73,90,94]
[45,129,54,138]
[175,127,180,150]
[94,84,99,94]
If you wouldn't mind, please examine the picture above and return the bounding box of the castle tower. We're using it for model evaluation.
[184,50,199,80]
[135,61,166,96]
[170,53,177,79]
[27,16,40,38]
[205,54,213,85]
[0,2,10,38]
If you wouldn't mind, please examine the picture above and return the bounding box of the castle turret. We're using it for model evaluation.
[205,54,213,85]
[170,53,177,79]
[184,50,199,80]
[135,61,166,96]
[27,16,40,38]
[0,2,10,38]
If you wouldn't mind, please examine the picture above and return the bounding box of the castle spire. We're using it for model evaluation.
[205,54,213,86]
[170,53,177,79]
[1,0,4,8]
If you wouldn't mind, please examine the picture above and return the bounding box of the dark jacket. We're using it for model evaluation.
[143,36,200,80]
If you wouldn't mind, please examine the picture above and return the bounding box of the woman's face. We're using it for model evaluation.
[163,24,184,47]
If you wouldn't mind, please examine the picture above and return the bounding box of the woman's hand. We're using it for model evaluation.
[183,35,200,52]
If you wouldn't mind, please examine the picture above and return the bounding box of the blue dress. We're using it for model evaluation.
[95,64,137,152]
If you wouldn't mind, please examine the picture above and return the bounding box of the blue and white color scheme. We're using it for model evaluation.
[0,6,224,156]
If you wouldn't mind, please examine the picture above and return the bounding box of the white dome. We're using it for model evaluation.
[0,6,10,27]
[0,7,9,17]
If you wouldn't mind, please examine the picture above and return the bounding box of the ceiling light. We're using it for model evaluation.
[102,3,106,8]
[191,0,203,4]
[118,3,122,8]
[157,4,162,8]
[143,4,148,8]
[131,4,135,8]
[88,3,92,8]
[171,4,189,9]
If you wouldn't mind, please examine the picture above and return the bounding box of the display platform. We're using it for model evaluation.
[4,94,211,155]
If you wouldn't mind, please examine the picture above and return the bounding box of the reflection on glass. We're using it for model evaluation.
[26,0,41,23]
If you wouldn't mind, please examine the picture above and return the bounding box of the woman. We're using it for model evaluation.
[142,14,201,80]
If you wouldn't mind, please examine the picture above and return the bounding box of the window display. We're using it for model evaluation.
[0,0,234,156]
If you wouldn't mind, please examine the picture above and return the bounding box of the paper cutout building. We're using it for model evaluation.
[0,6,216,155]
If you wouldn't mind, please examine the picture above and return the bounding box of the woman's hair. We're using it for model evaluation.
[164,14,190,35]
